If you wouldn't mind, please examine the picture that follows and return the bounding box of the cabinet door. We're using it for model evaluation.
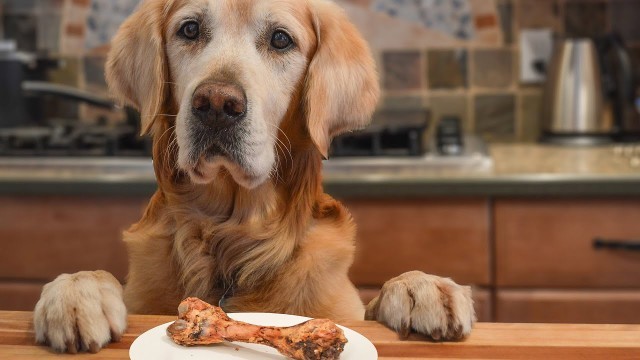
[495,199,640,288]
[345,199,490,287]
[0,196,146,282]
[497,290,640,324]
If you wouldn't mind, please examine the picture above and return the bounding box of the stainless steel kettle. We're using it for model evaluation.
[541,35,636,145]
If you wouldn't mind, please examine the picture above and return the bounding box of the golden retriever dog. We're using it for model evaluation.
[33,0,475,353]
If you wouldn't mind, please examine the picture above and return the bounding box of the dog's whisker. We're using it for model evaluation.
[277,127,293,149]
[265,124,293,166]
[155,124,178,172]
[157,124,177,143]
[171,139,180,170]
[267,132,292,171]
[270,142,286,185]
[276,137,292,165]
[167,134,181,172]
[276,131,293,165]
[271,134,289,184]
[140,113,178,118]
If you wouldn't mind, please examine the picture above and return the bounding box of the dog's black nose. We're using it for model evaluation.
[191,82,246,126]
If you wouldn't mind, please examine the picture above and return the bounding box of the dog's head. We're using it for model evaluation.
[106,0,379,189]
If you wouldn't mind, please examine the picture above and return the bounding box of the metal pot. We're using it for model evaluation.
[0,43,115,128]
[0,43,31,127]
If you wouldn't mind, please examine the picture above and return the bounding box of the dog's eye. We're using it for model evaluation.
[179,21,200,40]
[270,30,293,50]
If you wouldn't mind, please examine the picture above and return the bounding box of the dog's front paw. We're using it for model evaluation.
[33,270,127,353]
[365,271,475,341]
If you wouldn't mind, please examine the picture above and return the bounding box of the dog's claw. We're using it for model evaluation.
[65,340,77,354]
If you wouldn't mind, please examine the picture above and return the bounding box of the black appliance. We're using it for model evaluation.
[0,47,149,157]
[330,110,430,157]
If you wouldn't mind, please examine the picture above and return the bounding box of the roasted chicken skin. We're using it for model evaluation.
[167,297,347,360]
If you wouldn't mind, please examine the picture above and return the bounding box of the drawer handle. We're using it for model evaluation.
[593,238,640,252]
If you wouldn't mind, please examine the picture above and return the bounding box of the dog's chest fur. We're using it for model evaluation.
[121,179,361,319]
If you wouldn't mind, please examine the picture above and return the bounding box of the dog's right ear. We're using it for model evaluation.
[105,0,169,135]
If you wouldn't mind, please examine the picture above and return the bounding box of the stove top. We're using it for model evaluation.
[326,110,492,172]
[325,134,493,175]
[0,112,492,173]
[0,119,150,157]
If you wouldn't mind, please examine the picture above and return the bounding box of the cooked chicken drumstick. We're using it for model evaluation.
[166,297,347,360]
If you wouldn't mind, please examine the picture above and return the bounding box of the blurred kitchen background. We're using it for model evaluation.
[1,0,640,325]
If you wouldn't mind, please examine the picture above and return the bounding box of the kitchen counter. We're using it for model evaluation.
[1,143,639,197]
[1,311,639,359]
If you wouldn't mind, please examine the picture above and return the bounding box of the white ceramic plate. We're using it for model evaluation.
[130,312,378,360]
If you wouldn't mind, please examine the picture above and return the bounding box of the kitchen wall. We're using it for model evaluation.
[2,0,640,142]
[344,0,640,142]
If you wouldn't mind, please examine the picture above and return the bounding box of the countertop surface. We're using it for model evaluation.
[2,311,640,359]
[1,143,640,197]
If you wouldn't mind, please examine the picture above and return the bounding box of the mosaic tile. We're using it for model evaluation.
[382,51,424,91]
[3,14,38,52]
[475,13,498,30]
[342,5,465,50]
[427,49,468,89]
[85,0,140,49]
[468,0,502,45]
[84,56,107,89]
[520,92,543,142]
[474,94,516,139]
[497,0,513,45]
[628,45,640,83]
[517,0,561,32]
[382,95,428,110]
[46,57,82,120]
[341,0,373,7]
[564,1,608,38]
[611,0,640,43]
[472,49,514,89]
[371,0,474,40]
[428,94,470,131]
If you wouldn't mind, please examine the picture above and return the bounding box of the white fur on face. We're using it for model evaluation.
[166,0,311,189]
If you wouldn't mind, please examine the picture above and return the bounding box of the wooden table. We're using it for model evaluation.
[1,311,640,359]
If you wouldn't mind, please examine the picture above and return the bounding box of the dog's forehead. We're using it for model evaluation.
[168,0,314,31]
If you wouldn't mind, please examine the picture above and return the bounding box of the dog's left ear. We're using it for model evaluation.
[305,0,380,158]
[105,0,169,135]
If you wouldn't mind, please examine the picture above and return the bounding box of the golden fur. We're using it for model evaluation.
[109,0,377,321]
[33,0,475,353]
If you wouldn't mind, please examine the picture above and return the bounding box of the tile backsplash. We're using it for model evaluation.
[341,0,640,142]
[2,0,640,142]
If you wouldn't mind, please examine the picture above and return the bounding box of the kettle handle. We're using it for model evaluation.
[598,34,635,130]
[610,35,634,104]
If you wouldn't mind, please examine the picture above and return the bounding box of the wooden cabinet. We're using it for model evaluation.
[0,283,44,312]
[495,199,640,288]
[494,199,640,324]
[3,195,639,324]
[496,290,640,324]
[0,196,494,316]
[346,199,491,287]
[345,198,493,322]
[0,196,146,311]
